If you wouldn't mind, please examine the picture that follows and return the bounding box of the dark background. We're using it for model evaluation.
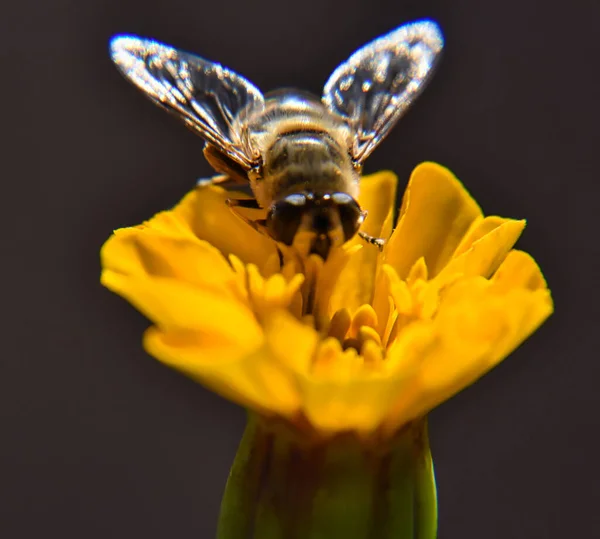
[2,0,598,537]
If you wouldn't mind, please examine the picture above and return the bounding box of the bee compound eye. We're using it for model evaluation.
[283,193,308,206]
[332,193,363,242]
[266,194,309,246]
[331,192,354,205]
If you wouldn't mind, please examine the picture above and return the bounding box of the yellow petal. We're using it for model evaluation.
[314,245,362,319]
[101,229,242,300]
[386,267,413,315]
[452,216,505,258]
[144,327,301,417]
[298,370,410,435]
[323,172,398,313]
[383,277,553,434]
[385,162,482,279]
[169,185,278,270]
[434,220,525,284]
[491,249,549,292]
[425,278,553,400]
[101,271,261,342]
[371,265,393,337]
[355,170,399,241]
[262,310,320,374]
[299,323,434,435]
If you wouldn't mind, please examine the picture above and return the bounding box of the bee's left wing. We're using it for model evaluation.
[322,20,443,165]
[110,35,264,169]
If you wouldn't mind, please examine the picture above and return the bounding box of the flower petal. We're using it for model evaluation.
[101,271,261,341]
[145,327,301,416]
[385,162,482,279]
[371,264,394,337]
[452,216,507,258]
[434,219,526,283]
[491,249,549,292]
[325,245,371,317]
[298,370,411,435]
[169,185,278,270]
[101,228,242,299]
[324,172,398,314]
[298,325,435,435]
[355,171,399,242]
[261,309,320,374]
[383,277,553,434]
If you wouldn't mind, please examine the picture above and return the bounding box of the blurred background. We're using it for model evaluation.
[1,0,598,537]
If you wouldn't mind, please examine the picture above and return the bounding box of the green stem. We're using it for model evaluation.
[414,424,438,539]
[217,415,437,539]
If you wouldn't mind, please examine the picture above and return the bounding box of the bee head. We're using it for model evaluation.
[266,192,365,259]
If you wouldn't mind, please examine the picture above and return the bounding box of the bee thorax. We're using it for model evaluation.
[252,132,358,207]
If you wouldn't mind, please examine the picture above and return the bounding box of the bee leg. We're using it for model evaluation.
[197,175,254,196]
[226,197,261,209]
[196,174,231,186]
[226,199,270,235]
[276,246,285,268]
[358,231,386,251]
[253,218,269,235]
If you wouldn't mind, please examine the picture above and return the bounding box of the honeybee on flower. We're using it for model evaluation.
[110,20,443,259]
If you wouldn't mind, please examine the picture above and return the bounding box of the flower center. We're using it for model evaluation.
[237,248,442,376]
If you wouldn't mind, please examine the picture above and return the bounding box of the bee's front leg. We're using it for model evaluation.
[226,197,270,236]
[358,231,386,251]
[196,174,237,188]
[226,197,261,209]
[197,174,256,199]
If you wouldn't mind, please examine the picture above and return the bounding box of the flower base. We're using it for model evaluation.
[217,414,437,539]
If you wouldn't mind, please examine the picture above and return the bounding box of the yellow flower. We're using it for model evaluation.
[101,162,553,438]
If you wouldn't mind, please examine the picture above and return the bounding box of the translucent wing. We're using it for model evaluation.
[322,20,443,164]
[110,35,264,169]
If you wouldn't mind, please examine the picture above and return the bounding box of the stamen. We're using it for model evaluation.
[361,339,384,367]
[386,315,402,347]
[418,283,439,319]
[301,314,315,328]
[281,260,298,281]
[264,274,287,303]
[340,347,362,376]
[302,254,324,315]
[350,304,378,336]
[227,254,250,303]
[382,299,398,348]
[287,273,305,319]
[328,308,351,341]
[311,337,343,376]
[342,337,361,351]
[358,326,382,348]
[247,264,264,303]
[407,256,428,284]
[289,292,303,320]
[263,252,283,277]
[228,253,246,275]
[389,279,413,315]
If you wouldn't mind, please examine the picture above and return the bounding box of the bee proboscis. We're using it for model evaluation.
[110,20,444,259]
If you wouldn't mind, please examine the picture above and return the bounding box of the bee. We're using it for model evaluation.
[110,20,443,259]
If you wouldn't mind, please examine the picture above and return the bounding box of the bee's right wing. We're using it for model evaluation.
[110,35,264,169]
[322,20,443,165]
